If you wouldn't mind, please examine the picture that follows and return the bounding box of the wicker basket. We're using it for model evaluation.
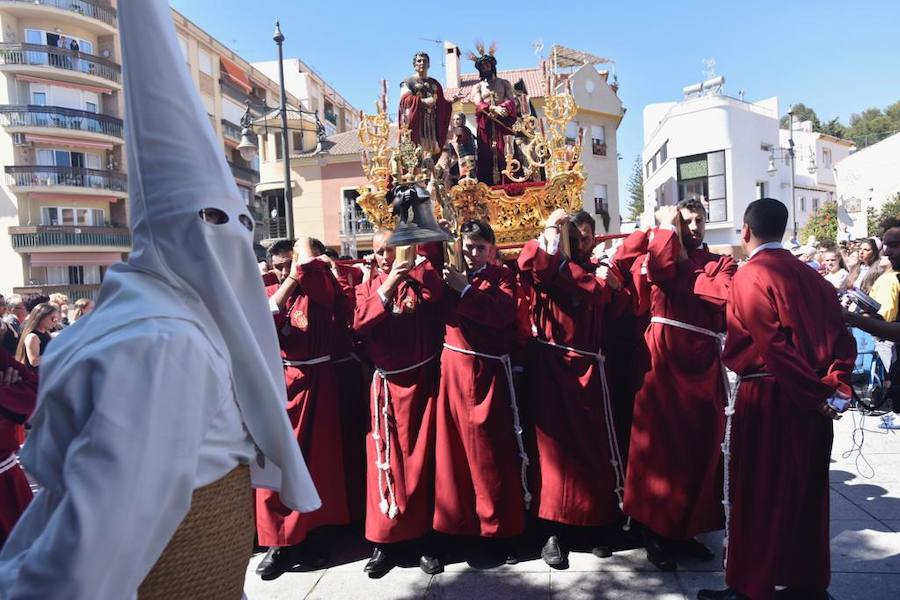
[139,465,253,599]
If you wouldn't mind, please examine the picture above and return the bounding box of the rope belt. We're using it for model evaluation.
[650,316,732,406]
[442,343,532,510]
[0,452,19,475]
[282,354,332,368]
[535,338,629,529]
[332,352,361,365]
[371,354,437,519]
[722,371,772,568]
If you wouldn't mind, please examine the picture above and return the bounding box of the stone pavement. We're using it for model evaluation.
[245,411,900,599]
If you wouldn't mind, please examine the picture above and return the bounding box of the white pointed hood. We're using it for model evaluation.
[115,0,319,511]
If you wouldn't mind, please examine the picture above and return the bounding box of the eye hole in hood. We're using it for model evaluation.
[239,214,254,232]
[199,208,229,225]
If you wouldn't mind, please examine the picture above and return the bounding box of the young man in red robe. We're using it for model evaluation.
[517,208,625,567]
[622,199,737,571]
[255,237,351,579]
[0,349,37,548]
[353,230,445,578]
[434,220,527,563]
[699,198,856,600]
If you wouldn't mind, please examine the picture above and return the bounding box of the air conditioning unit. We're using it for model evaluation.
[12,133,27,146]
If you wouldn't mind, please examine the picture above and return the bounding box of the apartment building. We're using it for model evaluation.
[0,2,309,299]
[642,78,854,251]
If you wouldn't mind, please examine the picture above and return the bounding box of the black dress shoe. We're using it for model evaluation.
[697,588,750,600]
[364,548,393,578]
[419,554,443,575]
[591,544,613,558]
[645,536,677,572]
[541,535,565,568]
[255,546,295,580]
[676,537,715,561]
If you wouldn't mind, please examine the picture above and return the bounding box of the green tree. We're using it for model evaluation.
[820,116,846,139]
[626,154,644,221]
[800,200,839,243]
[780,103,821,131]
[846,101,900,149]
[876,193,900,234]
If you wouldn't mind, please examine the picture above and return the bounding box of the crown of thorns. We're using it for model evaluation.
[466,41,497,66]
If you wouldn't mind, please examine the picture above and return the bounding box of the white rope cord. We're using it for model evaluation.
[442,343,532,509]
[331,352,361,365]
[535,338,630,530]
[371,354,437,519]
[282,354,332,367]
[0,452,19,475]
[721,371,771,568]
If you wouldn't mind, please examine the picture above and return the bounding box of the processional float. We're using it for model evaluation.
[355,45,587,265]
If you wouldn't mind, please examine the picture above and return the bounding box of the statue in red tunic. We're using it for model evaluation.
[398,52,451,159]
[467,46,517,186]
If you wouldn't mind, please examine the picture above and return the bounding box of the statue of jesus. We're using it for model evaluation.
[468,47,517,186]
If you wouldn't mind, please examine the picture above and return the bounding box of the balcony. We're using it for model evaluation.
[9,225,131,251]
[228,161,259,183]
[0,104,124,142]
[221,119,241,143]
[6,165,127,197]
[219,78,266,112]
[0,43,121,89]
[13,283,101,301]
[0,1,117,35]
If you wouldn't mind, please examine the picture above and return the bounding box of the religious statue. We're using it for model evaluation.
[436,112,478,190]
[467,43,517,186]
[398,51,452,158]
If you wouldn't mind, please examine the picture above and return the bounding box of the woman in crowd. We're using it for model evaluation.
[14,303,59,371]
[822,250,849,289]
[853,238,884,293]
[69,298,95,323]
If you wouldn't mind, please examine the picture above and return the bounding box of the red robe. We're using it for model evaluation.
[622,228,736,539]
[256,260,350,546]
[398,77,452,150]
[475,96,517,186]
[722,248,855,600]
[517,240,622,526]
[332,263,369,522]
[354,261,444,544]
[434,264,526,537]
[0,349,37,548]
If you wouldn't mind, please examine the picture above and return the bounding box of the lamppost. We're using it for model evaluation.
[767,108,817,244]
[236,21,326,241]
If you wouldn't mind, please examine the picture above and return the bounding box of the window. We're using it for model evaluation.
[822,147,832,168]
[565,121,579,145]
[198,48,213,75]
[800,197,806,212]
[813,197,820,211]
[677,150,727,222]
[85,101,97,113]
[41,207,105,226]
[292,132,303,154]
[593,185,608,214]
[201,94,215,116]
[659,141,668,163]
[756,181,767,199]
[178,36,189,62]
[760,143,773,152]
[274,134,283,160]
[47,266,101,286]
[32,92,47,106]
[650,154,657,173]
[591,126,606,156]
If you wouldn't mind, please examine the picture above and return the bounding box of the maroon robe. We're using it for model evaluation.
[434,264,526,537]
[722,248,855,600]
[475,96,517,186]
[354,261,444,543]
[517,240,622,526]
[0,348,37,547]
[256,260,350,546]
[622,228,736,539]
[332,263,369,522]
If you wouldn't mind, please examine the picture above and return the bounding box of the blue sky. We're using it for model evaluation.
[171,0,900,210]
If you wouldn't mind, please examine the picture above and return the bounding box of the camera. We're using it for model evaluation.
[840,288,882,316]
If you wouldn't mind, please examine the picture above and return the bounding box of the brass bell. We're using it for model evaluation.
[385,183,451,247]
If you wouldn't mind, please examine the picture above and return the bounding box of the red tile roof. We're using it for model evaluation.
[446,67,550,101]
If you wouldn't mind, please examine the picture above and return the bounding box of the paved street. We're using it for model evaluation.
[245,412,900,599]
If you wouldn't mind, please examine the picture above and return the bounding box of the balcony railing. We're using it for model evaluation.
[227,161,259,182]
[6,165,127,192]
[9,225,131,249]
[341,218,376,236]
[0,42,121,84]
[0,104,123,138]
[262,217,287,240]
[221,119,241,142]
[219,78,266,111]
[13,283,101,301]
[3,1,117,28]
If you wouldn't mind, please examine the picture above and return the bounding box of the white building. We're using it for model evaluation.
[834,132,900,238]
[642,78,854,252]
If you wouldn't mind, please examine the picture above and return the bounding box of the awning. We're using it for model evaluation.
[30,251,123,267]
[30,192,118,202]
[26,134,115,151]
[16,75,113,95]
[220,58,253,93]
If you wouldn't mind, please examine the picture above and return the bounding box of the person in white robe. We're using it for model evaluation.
[0,0,320,598]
